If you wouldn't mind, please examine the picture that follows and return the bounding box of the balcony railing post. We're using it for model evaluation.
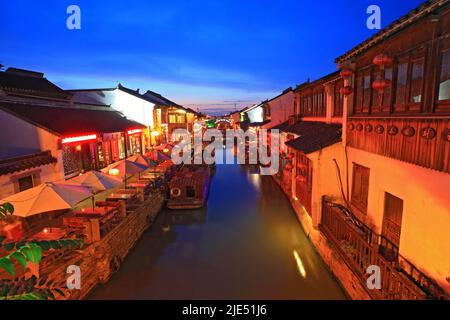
[320,199,434,300]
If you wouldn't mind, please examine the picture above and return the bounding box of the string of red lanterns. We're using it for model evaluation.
[372,53,393,91]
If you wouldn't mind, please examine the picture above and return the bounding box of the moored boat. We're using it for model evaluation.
[167,165,211,210]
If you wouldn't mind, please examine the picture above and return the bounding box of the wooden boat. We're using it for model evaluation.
[167,165,211,210]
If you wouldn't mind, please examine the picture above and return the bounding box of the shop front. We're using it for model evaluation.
[126,129,143,156]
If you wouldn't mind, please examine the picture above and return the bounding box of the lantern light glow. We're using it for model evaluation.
[108,168,120,176]
[62,134,97,144]
[127,129,142,135]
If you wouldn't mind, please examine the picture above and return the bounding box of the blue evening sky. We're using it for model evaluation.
[1,0,424,115]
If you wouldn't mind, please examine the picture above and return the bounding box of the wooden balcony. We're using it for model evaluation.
[347,117,450,174]
[320,198,448,300]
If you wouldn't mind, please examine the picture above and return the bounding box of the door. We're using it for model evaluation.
[295,153,313,216]
[382,192,404,248]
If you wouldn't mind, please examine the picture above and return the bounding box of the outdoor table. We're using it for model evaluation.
[139,175,156,181]
[31,227,67,241]
[106,193,136,202]
[127,182,148,188]
[72,206,116,219]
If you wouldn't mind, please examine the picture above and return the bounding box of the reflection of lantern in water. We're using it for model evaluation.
[293,250,307,279]
[108,168,120,176]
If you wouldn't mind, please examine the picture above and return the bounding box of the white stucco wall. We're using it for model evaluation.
[266,91,295,127]
[71,89,154,128]
[246,105,264,124]
[0,109,64,199]
[346,147,450,292]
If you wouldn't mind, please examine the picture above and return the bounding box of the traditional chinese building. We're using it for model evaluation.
[261,87,295,130]
[142,90,199,142]
[271,71,343,217]
[69,84,156,153]
[0,68,144,199]
[332,0,450,296]
[278,0,450,299]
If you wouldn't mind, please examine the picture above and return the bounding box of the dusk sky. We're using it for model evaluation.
[1,0,424,115]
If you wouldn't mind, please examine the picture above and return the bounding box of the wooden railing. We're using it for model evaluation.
[320,198,448,300]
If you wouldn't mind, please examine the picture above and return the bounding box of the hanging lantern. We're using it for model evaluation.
[340,86,353,96]
[373,54,393,68]
[372,78,392,91]
[340,68,353,78]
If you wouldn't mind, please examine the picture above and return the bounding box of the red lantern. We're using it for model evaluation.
[340,86,353,96]
[372,78,391,91]
[373,54,393,67]
[340,68,353,78]
[285,163,293,170]
[286,153,295,160]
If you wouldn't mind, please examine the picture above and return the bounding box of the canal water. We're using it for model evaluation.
[89,150,346,300]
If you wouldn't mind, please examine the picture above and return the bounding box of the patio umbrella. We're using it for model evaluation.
[127,154,150,167]
[101,159,147,181]
[65,170,122,193]
[0,182,93,218]
[152,150,172,162]
[153,143,175,152]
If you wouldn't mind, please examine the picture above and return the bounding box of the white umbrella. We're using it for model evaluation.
[65,171,123,193]
[101,159,148,179]
[0,182,93,218]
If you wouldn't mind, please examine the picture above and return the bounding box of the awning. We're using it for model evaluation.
[283,121,342,154]
[0,101,145,137]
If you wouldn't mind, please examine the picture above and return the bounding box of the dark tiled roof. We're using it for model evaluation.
[0,151,57,176]
[0,68,72,100]
[141,90,171,106]
[0,101,145,137]
[274,121,342,154]
[266,87,293,103]
[335,0,448,63]
[143,89,183,108]
[118,84,197,114]
[295,71,340,92]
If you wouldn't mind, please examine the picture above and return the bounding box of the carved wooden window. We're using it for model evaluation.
[410,59,424,103]
[351,163,370,215]
[355,73,364,114]
[438,50,450,101]
[363,72,372,111]
[168,114,177,123]
[395,62,408,107]
[18,176,34,192]
[186,186,195,198]
[334,80,344,116]
[382,68,393,109]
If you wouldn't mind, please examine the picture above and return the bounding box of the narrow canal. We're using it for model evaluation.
[89,150,346,300]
